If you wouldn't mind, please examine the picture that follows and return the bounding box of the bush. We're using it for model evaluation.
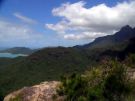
[125,54,135,68]
[58,73,88,101]
[78,96,87,101]
[0,91,4,101]
[103,60,132,101]
[58,60,135,101]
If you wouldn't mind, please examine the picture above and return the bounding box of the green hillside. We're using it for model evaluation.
[0,57,24,67]
[0,47,93,98]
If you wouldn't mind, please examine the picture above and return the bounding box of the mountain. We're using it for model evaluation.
[100,37,135,60]
[0,47,37,55]
[76,25,135,50]
[0,25,135,100]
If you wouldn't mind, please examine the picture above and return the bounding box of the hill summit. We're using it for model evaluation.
[76,25,135,49]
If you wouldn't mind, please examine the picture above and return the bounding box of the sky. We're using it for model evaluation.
[0,0,135,48]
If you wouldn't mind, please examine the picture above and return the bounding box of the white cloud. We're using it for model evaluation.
[14,12,37,24]
[0,19,46,47]
[64,32,107,40]
[46,20,68,33]
[46,1,135,40]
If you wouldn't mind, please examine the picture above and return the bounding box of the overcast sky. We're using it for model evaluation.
[0,0,135,48]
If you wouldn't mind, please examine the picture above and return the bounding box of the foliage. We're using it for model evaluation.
[9,94,22,101]
[103,61,132,101]
[58,60,135,101]
[125,54,135,68]
[0,93,3,101]
[0,47,92,99]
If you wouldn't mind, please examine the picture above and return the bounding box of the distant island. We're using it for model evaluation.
[0,47,37,55]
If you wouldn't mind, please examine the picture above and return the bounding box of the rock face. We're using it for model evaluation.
[4,81,64,101]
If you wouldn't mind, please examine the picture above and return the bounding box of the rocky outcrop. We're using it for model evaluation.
[4,81,65,101]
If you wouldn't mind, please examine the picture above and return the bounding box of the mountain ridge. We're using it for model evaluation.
[75,25,135,50]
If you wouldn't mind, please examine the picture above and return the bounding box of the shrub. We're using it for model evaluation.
[58,60,135,101]
[103,60,132,101]
[78,96,87,101]
[125,54,135,68]
[58,73,88,101]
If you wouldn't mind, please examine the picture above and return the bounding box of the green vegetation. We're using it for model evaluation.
[0,57,24,68]
[9,94,22,101]
[125,54,135,68]
[0,47,93,99]
[58,60,135,101]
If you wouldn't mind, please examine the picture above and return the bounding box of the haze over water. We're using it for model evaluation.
[0,53,27,58]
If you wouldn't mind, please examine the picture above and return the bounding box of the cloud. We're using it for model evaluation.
[14,12,37,24]
[46,1,135,40]
[64,32,107,40]
[46,20,68,33]
[0,19,46,47]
